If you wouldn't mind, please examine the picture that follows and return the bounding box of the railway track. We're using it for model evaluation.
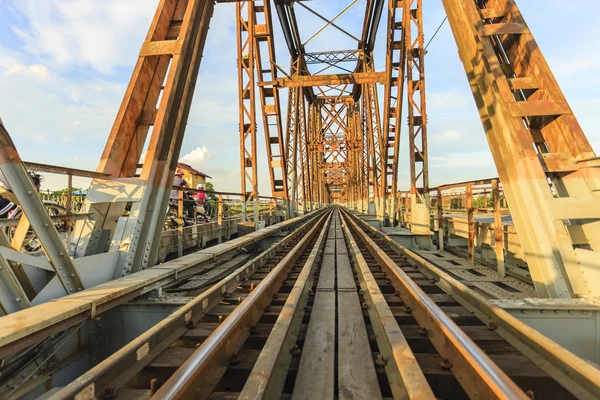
[48,207,600,400]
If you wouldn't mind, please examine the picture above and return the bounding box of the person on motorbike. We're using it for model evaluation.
[193,183,211,217]
[0,171,41,218]
[170,169,195,218]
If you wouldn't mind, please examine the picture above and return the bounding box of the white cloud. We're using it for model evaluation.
[430,151,495,169]
[4,63,50,79]
[10,0,158,74]
[437,130,462,142]
[179,146,216,171]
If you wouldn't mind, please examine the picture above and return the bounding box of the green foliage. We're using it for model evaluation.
[49,188,85,197]
[205,182,217,201]
[449,195,501,209]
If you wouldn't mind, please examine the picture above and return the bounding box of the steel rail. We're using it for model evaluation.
[151,209,333,399]
[339,211,435,399]
[0,211,320,360]
[340,209,529,400]
[239,210,332,399]
[349,209,600,399]
[48,210,327,400]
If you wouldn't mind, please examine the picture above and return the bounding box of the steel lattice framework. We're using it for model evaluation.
[0,0,598,335]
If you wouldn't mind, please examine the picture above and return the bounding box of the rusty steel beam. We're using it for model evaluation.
[0,121,84,295]
[72,0,216,276]
[237,1,259,225]
[253,1,289,200]
[381,0,406,222]
[273,71,386,88]
[304,50,360,65]
[285,59,302,216]
[363,55,385,219]
[405,0,430,214]
[441,0,600,298]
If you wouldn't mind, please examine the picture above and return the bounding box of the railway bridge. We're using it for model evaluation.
[0,0,599,399]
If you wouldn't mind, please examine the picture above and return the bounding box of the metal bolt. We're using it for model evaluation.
[404,306,412,313]
[361,302,368,310]
[375,354,387,366]
[418,326,428,335]
[229,354,241,365]
[487,322,498,330]
[290,344,301,356]
[439,358,453,370]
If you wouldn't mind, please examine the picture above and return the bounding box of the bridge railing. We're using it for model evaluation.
[428,178,511,278]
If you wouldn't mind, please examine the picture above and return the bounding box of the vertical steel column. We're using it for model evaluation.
[285,78,300,216]
[252,0,289,202]
[382,0,407,222]
[237,1,259,226]
[405,0,430,219]
[298,93,310,213]
[361,93,371,214]
[363,56,385,220]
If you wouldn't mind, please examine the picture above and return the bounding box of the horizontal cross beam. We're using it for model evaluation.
[265,72,386,88]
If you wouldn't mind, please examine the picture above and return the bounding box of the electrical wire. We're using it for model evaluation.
[425,16,448,50]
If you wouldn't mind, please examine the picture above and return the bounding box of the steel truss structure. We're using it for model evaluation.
[0,0,600,398]
[0,0,598,356]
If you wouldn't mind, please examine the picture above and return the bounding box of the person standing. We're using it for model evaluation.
[170,169,194,217]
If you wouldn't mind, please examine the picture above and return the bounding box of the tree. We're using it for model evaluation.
[205,182,217,201]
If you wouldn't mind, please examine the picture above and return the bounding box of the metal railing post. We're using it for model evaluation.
[437,190,444,252]
[218,194,223,244]
[466,183,474,265]
[492,179,505,277]
[177,190,183,258]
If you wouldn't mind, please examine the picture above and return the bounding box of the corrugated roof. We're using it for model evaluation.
[177,162,212,179]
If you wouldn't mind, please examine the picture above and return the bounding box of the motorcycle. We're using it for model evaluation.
[164,199,210,230]
[1,171,68,255]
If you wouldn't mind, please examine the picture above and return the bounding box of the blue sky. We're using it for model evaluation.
[0,0,599,193]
